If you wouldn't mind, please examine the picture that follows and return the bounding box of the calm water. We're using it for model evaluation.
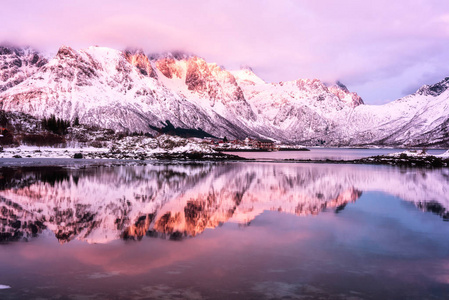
[1,161,449,299]
[225,147,447,160]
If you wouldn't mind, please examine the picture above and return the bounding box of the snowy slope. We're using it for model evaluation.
[344,78,449,147]
[235,68,448,146]
[236,74,364,144]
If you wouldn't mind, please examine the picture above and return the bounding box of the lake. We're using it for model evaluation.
[225,147,447,160]
[0,160,449,299]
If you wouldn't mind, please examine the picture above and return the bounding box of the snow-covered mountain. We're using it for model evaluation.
[233,70,365,144]
[1,163,448,243]
[338,77,449,147]
[0,46,255,139]
[0,45,448,147]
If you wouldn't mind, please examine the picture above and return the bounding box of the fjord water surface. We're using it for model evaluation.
[0,161,448,299]
[226,147,446,160]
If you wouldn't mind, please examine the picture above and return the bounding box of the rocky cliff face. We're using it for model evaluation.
[155,55,256,122]
[328,81,364,108]
[0,45,447,146]
[124,49,158,80]
[0,46,47,92]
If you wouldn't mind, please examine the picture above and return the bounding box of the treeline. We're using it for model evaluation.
[22,133,66,146]
[149,120,217,139]
[41,115,70,135]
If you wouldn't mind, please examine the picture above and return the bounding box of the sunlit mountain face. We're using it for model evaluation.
[1,163,448,244]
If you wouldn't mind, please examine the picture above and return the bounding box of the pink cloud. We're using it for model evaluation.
[1,0,449,103]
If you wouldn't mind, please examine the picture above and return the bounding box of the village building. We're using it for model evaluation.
[258,139,276,151]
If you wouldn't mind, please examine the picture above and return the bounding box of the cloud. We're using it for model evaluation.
[1,0,449,104]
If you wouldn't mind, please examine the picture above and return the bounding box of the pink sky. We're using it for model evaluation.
[2,0,449,104]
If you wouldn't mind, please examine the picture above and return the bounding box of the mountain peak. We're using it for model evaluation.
[0,45,19,56]
[123,49,158,79]
[335,81,349,92]
[231,68,265,85]
[326,81,364,107]
[240,65,254,72]
[417,77,449,97]
[56,45,79,60]
[123,47,146,56]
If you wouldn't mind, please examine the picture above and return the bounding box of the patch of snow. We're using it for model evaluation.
[438,150,449,157]
[388,150,431,157]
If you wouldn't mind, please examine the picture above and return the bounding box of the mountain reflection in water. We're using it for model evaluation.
[0,163,448,243]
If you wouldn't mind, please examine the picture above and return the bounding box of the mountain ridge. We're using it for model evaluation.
[0,44,448,147]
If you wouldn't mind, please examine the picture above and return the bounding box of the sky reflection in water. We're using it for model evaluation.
[0,162,449,299]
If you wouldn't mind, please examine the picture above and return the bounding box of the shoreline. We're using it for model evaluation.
[0,153,448,168]
[0,145,447,168]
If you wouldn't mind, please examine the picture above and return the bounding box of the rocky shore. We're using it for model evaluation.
[283,150,449,167]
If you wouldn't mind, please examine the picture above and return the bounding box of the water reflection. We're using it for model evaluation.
[0,163,448,243]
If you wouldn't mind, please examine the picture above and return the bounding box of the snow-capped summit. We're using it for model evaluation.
[327,81,364,108]
[231,67,266,86]
[124,48,158,79]
[153,54,257,123]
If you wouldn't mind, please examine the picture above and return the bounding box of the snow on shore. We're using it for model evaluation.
[388,149,449,158]
[0,135,216,160]
[0,145,109,159]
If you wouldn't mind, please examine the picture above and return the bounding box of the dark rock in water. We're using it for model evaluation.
[416,201,449,221]
[146,230,159,238]
[335,203,347,213]
[356,154,449,168]
[186,152,204,159]
[73,153,83,159]
[13,155,22,158]
[283,153,449,168]
[11,220,21,229]
[279,147,310,151]
[151,151,246,161]
[169,231,183,241]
